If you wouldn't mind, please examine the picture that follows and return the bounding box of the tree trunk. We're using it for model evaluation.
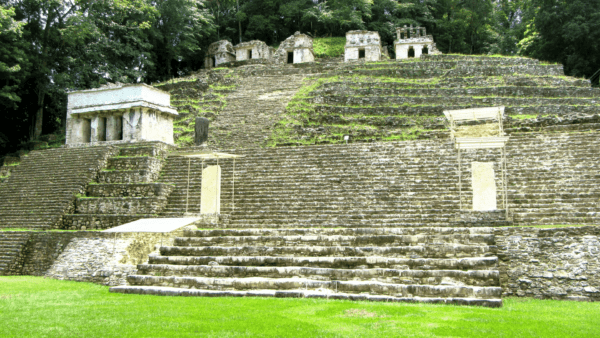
[33,90,45,140]
[237,0,241,43]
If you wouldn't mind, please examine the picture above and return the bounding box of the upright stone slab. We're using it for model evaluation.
[472,162,496,211]
[195,117,209,146]
[201,165,221,214]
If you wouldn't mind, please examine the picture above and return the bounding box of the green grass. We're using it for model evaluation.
[1,277,599,337]
[313,37,346,58]
[0,228,103,232]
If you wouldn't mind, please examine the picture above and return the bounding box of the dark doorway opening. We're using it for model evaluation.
[408,47,415,58]
[422,46,429,55]
[212,56,216,67]
[83,119,91,143]
[248,50,252,59]
[358,49,365,59]
[99,117,107,141]
[287,51,294,64]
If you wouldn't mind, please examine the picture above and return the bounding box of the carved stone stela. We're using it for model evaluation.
[472,162,496,211]
[200,165,221,214]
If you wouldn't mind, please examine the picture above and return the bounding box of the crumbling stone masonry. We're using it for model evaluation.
[394,25,441,59]
[345,30,383,62]
[273,32,314,64]
[204,40,236,69]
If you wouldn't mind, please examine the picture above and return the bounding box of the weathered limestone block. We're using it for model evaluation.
[201,165,221,214]
[472,162,496,211]
[345,31,382,62]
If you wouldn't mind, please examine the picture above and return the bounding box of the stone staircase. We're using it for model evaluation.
[111,131,600,306]
[206,74,307,150]
[0,232,30,275]
[0,146,116,229]
[61,143,174,230]
[158,131,600,227]
[111,226,502,307]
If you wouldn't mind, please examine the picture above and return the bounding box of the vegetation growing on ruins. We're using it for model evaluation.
[1,277,599,337]
[313,37,347,58]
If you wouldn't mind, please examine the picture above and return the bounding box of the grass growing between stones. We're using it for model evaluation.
[2,277,599,338]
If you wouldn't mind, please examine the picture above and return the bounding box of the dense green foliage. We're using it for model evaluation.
[0,0,598,154]
[2,276,600,337]
[313,37,347,58]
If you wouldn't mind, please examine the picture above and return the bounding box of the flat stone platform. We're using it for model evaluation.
[103,218,199,233]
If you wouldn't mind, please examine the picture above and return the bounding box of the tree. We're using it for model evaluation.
[518,0,600,78]
[0,4,28,150]
[147,0,215,82]
[0,4,27,110]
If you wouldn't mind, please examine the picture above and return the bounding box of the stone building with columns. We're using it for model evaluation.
[65,83,178,146]
[394,25,441,59]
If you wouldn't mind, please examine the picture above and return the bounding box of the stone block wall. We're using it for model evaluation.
[60,215,141,230]
[86,183,173,198]
[75,197,169,215]
[16,231,182,286]
[496,226,600,301]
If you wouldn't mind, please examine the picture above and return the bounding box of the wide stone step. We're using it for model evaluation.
[137,264,499,286]
[183,227,493,237]
[173,234,494,247]
[148,255,497,270]
[109,285,502,307]
[160,244,495,259]
[124,275,503,299]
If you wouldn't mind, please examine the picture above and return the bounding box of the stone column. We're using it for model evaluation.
[106,115,123,141]
[122,108,142,142]
[415,45,423,58]
[90,115,106,142]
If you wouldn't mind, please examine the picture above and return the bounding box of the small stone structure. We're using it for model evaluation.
[234,40,271,61]
[204,40,235,69]
[273,32,314,64]
[344,30,382,62]
[201,165,221,214]
[394,25,440,59]
[65,84,177,146]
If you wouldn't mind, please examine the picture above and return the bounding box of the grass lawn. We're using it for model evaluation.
[1,277,598,337]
